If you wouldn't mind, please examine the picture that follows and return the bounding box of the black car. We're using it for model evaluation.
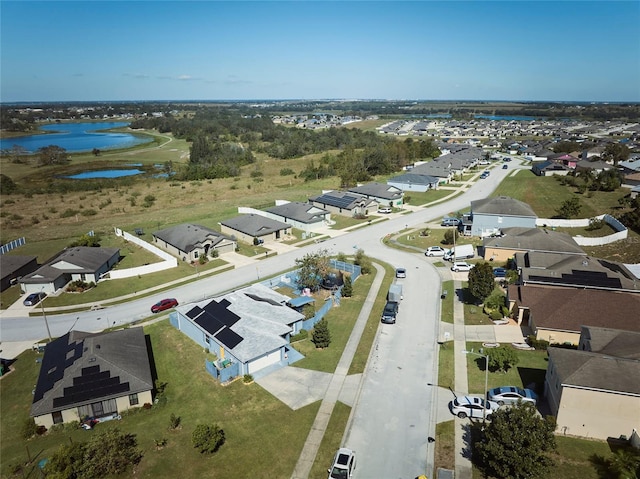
[381,301,399,324]
[23,292,47,307]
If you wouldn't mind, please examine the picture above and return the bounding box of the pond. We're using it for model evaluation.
[64,169,144,179]
[0,122,153,153]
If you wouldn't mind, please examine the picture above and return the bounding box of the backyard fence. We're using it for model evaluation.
[0,237,26,255]
[535,214,628,246]
[110,227,177,279]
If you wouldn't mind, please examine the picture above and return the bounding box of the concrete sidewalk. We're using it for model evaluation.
[290,263,385,479]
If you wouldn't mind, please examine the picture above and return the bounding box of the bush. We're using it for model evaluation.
[291,329,308,342]
[527,335,549,350]
[280,168,295,176]
[21,417,38,439]
[60,208,80,218]
[192,423,226,454]
[311,318,331,348]
[169,413,181,430]
[243,374,254,383]
[341,274,353,297]
[489,310,503,320]
[586,217,605,230]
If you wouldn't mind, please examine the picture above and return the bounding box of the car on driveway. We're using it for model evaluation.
[493,267,507,278]
[395,267,406,278]
[151,298,178,313]
[425,246,446,257]
[378,207,392,214]
[487,386,538,406]
[451,262,473,272]
[449,395,500,419]
[23,292,47,307]
[328,447,356,479]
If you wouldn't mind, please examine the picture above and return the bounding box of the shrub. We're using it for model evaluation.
[280,168,295,176]
[243,374,254,383]
[192,423,226,454]
[311,318,331,348]
[81,209,97,216]
[527,335,549,350]
[489,310,503,320]
[169,413,181,430]
[211,249,219,258]
[586,217,605,230]
[291,329,308,342]
[60,208,79,218]
[21,417,38,439]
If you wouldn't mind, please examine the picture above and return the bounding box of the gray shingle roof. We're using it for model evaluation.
[389,173,440,186]
[31,328,153,417]
[472,196,537,218]
[266,202,329,224]
[0,255,37,277]
[220,214,290,237]
[308,191,376,210]
[152,224,233,253]
[484,227,585,255]
[21,247,119,283]
[347,182,403,200]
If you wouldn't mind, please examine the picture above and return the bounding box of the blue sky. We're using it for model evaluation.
[1,1,639,102]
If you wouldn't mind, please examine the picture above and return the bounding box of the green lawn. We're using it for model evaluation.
[404,188,454,206]
[440,280,454,324]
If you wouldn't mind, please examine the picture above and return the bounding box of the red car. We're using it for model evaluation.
[151,298,178,313]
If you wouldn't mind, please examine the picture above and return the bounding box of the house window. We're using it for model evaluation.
[194,251,199,259]
[129,393,139,406]
[52,411,63,424]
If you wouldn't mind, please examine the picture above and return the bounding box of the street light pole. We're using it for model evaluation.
[40,288,52,342]
[463,348,489,423]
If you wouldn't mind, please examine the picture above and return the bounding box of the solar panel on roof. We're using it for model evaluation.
[215,327,243,349]
[186,306,203,319]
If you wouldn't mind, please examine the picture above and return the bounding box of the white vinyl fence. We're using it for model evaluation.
[109,228,177,279]
[536,214,628,246]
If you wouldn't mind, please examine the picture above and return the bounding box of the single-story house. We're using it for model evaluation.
[462,196,537,237]
[0,255,38,292]
[550,153,579,169]
[531,160,571,176]
[220,214,291,244]
[517,253,639,292]
[31,328,154,428]
[409,163,454,184]
[308,191,377,217]
[347,182,404,208]
[152,223,237,262]
[545,326,640,440]
[171,283,304,378]
[483,227,585,262]
[387,173,440,192]
[575,159,612,174]
[507,284,640,344]
[20,247,120,294]
[263,201,331,233]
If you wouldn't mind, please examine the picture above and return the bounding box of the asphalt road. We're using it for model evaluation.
[0,158,523,478]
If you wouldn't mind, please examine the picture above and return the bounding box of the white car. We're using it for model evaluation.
[449,395,499,419]
[395,268,406,278]
[451,262,473,272]
[328,447,356,479]
[378,207,392,214]
[425,246,446,257]
[487,386,538,406]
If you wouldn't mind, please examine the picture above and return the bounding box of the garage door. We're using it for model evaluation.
[248,350,281,375]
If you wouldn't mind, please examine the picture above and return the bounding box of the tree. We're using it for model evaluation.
[37,145,70,166]
[353,249,372,274]
[487,346,519,373]
[468,261,495,302]
[602,143,630,166]
[311,318,331,348]
[44,428,143,479]
[92,148,101,156]
[295,249,331,291]
[0,174,18,195]
[608,447,640,479]
[475,402,556,479]
[555,196,582,219]
[192,423,226,454]
[341,274,353,297]
[68,233,101,248]
[443,228,459,245]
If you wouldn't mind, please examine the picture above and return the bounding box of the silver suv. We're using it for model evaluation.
[328,448,356,479]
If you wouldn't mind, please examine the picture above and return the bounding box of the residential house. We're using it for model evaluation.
[263,201,331,233]
[507,284,640,344]
[545,326,640,440]
[531,160,571,176]
[409,163,454,184]
[152,224,237,263]
[482,227,585,263]
[347,182,404,208]
[31,328,154,428]
[461,196,537,237]
[220,214,291,244]
[575,159,612,174]
[20,247,120,294]
[550,153,579,169]
[308,190,377,217]
[387,173,440,192]
[0,255,38,292]
[171,283,304,378]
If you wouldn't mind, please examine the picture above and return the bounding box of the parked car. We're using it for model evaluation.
[503,157,512,162]
[395,268,406,278]
[493,267,507,278]
[449,395,499,419]
[502,164,508,169]
[487,386,538,406]
[441,217,460,227]
[23,292,47,307]
[328,447,356,479]
[151,298,178,313]
[480,173,489,179]
[378,207,392,214]
[425,246,446,257]
[451,262,473,272]
[381,301,399,324]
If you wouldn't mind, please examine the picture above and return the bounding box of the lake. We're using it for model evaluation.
[0,122,153,153]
